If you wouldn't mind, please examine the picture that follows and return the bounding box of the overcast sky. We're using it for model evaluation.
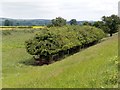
[0,0,119,21]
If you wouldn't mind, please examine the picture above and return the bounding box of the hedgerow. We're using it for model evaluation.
[25,25,105,65]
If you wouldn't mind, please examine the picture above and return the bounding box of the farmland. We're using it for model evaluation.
[0,26,46,30]
[1,28,118,88]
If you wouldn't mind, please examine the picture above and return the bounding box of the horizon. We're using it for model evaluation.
[0,17,99,21]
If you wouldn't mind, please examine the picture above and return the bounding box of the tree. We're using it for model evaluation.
[4,20,13,26]
[51,17,66,27]
[83,21,92,26]
[93,21,103,28]
[93,21,110,33]
[102,15,120,36]
[70,19,77,25]
[16,22,19,26]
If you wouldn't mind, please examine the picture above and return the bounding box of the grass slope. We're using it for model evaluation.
[2,30,118,88]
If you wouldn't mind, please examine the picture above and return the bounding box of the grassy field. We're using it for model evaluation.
[2,30,118,88]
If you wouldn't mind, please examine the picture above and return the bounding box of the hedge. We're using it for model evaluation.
[25,25,105,65]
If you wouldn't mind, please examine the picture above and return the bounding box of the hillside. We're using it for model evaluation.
[0,18,94,26]
[2,29,118,88]
[0,18,51,26]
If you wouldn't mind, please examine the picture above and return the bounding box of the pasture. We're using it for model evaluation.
[1,29,118,88]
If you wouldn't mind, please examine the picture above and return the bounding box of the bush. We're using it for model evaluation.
[25,25,105,65]
[51,17,66,27]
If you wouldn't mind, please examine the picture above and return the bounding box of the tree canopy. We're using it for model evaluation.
[83,21,92,26]
[4,20,13,26]
[70,19,77,25]
[102,15,120,36]
[51,17,66,27]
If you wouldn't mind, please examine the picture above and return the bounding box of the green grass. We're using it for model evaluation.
[2,30,118,88]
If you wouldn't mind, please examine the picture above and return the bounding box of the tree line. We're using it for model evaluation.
[48,15,120,36]
[4,14,120,36]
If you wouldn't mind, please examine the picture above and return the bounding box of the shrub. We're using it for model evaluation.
[25,25,105,65]
[51,17,66,27]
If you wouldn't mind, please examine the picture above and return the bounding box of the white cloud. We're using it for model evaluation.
[0,0,119,20]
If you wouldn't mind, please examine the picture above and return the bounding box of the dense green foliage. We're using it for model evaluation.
[51,17,66,27]
[93,15,120,36]
[93,21,109,33]
[102,15,120,36]
[83,21,92,26]
[70,19,77,25]
[25,25,105,63]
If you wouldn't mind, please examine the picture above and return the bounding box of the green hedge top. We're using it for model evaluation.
[25,25,105,56]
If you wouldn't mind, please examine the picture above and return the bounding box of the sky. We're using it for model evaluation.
[0,0,119,21]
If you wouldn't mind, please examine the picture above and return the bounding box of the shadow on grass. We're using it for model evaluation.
[19,58,36,66]
[19,56,66,66]
[19,47,91,66]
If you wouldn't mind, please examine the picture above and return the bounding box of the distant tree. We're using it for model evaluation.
[4,20,13,26]
[93,21,109,33]
[70,19,77,25]
[16,22,19,26]
[51,17,66,27]
[102,14,120,36]
[47,24,53,28]
[93,21,103,28]
[83,21,92,26]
